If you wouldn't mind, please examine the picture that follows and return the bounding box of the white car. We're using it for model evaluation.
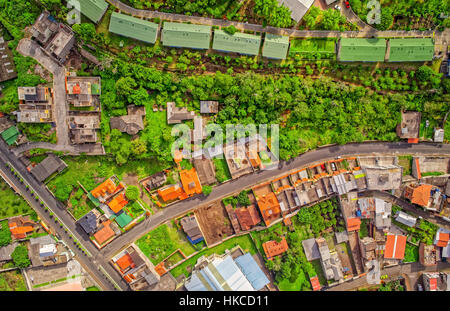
[335,5,341,10]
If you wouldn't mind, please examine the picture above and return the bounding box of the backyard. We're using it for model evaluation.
[0,179,33,219]
[0,270,27,291]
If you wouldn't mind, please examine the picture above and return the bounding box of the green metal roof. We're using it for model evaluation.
[388,38,434,62]
[262,33,289,59]
[162,22,211,50]
[1,126,19,146]
[213,30,261,56]
[109,12,158,44]
[115,212,132,228]
[78,0,109,23]
[339,38,387,62]
[87,192,100,207]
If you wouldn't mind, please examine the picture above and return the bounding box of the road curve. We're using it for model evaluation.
[100,141,450,259]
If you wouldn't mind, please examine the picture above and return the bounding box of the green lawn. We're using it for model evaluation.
[170,234,258,278]
[310,259,326,285]
[398,155,412,176]
[0,270,27,291]
[404,243,419,263]
[289,38,336,54]
[136,223,196,265]
[86,286,100,291]
[213,157,232,183]
[421,171,444,177]
[0,179,33,219]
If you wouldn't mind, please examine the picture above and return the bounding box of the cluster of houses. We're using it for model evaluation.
[77,176,145,248]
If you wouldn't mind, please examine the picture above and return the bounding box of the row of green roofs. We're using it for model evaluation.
[339,38,435,62]
[78,0,435,62]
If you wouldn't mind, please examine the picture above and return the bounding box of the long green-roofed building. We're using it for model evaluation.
[161,22,211,50]
[1,126,19,146]
[262,34,290,59]
[339,38,387,62]
[78,0,108,23]
[388,38,434,62]
[109,12,159,44]
[213,30,261,56]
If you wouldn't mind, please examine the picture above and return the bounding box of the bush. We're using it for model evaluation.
[125,186,140,201]
[237,191,251,206]
[11,244,31,268]
[202,185,212,196]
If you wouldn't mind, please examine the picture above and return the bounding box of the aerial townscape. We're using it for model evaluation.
[0,0,449,297]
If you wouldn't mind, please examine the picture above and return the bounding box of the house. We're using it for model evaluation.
[423,273,439,291]
[262,34,290,60]
[181,215,204,244]
[90,177,121,203]
[302,238,320,261]
[29,235,68,267]
[277,0,314,22]
[404,184,442,210]
[109,12,159,44]
[394,211,417,227]
[184,252,267,291]
[166,102,195,124]
[0,36,17,83]
[434,128,444,143]
[374,198,392,230]
[144,171,167,191]
[396,111,421,143]
[200,101,219,114]
[115,212,133,229]
[224,142,253,179]
[212,30,261,56]
[0,242,18,262]
[346,217,361,232]
[316,237,344,281]
[419,243,437,266]
[68,115,101,144]
[193,156,216,185]
[388,38,434,62]
[225,205,240,234]
[360,237,377,261]
[434,228,450,248]
[77,210,99,235]
[339,38,387,62]
[110,105,146,135]
[17,87,53,123]
[93,220,115,247]
[8,216,36,240]
[180,168,203,197]
[30,153,67,182]
[384,234,407,260]
[310,276,321,291]
[66,76,101,108]
[235,205,262,231]
[262,237,289,260]
[31,11,75,63]
[77,0,109,23]
[158,184,184,202]
[362,164,403,190]
[162,22,211,50]
[331,173,357,195]
[335,231,349,244]
[108,193,128,214]
[256,192,281,226]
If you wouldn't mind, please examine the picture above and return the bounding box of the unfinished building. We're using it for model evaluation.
[0,36,17,83]
[17,87,53,123]
[66,76,101,110]
[68,114,100,144]
[396,111,421,143]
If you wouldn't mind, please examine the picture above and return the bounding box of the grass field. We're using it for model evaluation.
[404,243,419,263]
[0,270,27,291]
[170,234,258,278]
[289,38,336,54]
[0,179,33,219]
[213,157,232,183]
[398,155,412,176]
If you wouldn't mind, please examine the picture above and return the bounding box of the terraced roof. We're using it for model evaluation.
[109,12,158,44]
[262,34,290,59]
[162,22,211,50]
[213,30,261,56]
[339,38,386,62]
[388,38,434,62]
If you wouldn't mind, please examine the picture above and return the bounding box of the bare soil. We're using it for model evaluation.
[194,201,234,245]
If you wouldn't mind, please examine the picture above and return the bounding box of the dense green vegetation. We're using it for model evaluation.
[403,243,419,263]
[393,217,438,245]
[11,244,30,268]
[0,220,12,247]
[378,279,405,291]
[301,7,359,31]
[297,198,343,236]
[125,186,140,201]
[350,0,450,30]
[0,270,27,291]
[213,158,231,182]
[0,179,33,219]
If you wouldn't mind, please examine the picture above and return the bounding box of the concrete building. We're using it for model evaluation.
[181,215,204,244]
[17,87,53,123]
[200,101,219,114]
[316,237,344,281]
[374,198,392,230]
[362,164,402,191]
[434,128,445,143]
[397,111,421,143]
[68,114,100,144]
[66,76,101,109]
[0,36,17,83]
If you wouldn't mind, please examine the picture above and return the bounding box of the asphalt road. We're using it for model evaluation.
[100,142,450,259]
[0,140,129,291]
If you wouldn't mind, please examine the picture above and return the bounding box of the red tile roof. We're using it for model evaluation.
[429,276,438,291]
[93,220,115,246]
[180,168,202,196]
[414,158,421,179]
[411,184,432,207]
[262,237,289,259]
[116,253,135,272]
[235,205,262,231]
[257,192,281,226]
[158,184,184,202]
[310,276,321,291]
[384,234,407,260]
[435,232,450,248]
[346,217,361,232]
[108,193,128,214]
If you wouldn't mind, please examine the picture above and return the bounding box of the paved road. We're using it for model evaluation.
[107,0,448,40]
[17,39,69,147]
[361,190,450,230]
[100,142,450,259]
[12,141,105,156]
[338,0,376,31]
[327,262,450,291]
[0,140,128,291]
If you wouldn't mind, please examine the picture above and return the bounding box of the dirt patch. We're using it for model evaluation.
[123,173,139,187]
[194,201,234,245]
[336,242,356,278]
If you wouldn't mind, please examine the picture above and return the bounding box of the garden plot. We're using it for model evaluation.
[194,201,234,245]
[0,270,27,291]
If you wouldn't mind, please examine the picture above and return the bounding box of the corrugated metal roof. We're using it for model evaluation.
[339,38,386,62]
[115,212,133,228]
[262,33,289,59]
[162,22,211,50]
[213,30,261,55]
[1,126,19,145]
[78,0,109,23]
[234,253,269,290]
[388,38,434,62]
[109,12,158,44]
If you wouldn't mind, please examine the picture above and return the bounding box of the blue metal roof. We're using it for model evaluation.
[235,253,269,291]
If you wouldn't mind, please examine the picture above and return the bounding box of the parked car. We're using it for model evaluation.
[344,1,350,8]
[331,162,337,171]
[335,5,341,10]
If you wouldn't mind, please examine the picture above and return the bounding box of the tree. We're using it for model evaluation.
[0,224,12,247]
[125,186,140,201]
[237,191,251,206]
[11,244,30,268]
[222,25,237,35]
[202,185,213,196]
